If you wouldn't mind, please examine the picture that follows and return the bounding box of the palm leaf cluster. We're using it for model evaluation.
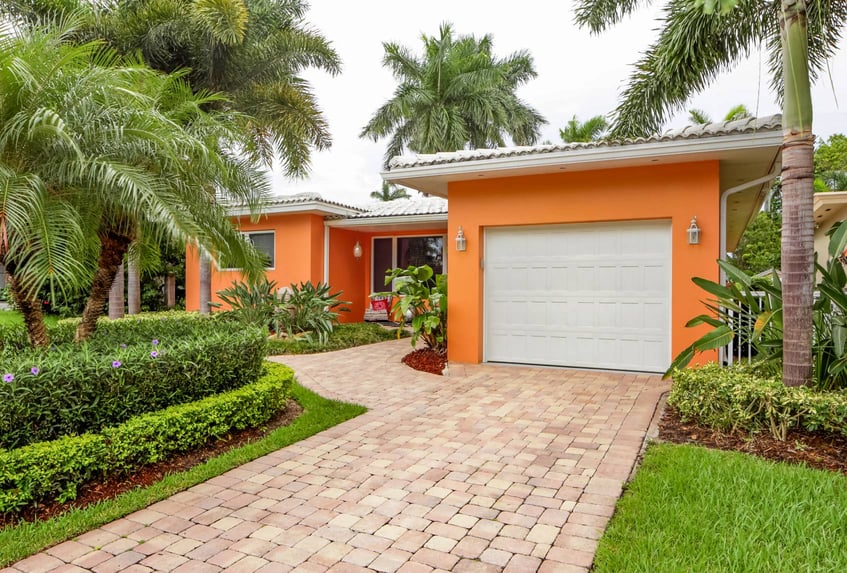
[559,115,609,142]
[361,22,546,165]
[0,20,268,344]
[575,0,846,138]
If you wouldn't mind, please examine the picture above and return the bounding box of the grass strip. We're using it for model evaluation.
[594,442,847,573]
[0,382,365,567]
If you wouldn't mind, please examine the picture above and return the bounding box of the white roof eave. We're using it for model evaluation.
[228,201,362,218]
[325,213,448,228]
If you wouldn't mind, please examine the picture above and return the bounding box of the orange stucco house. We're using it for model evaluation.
[187,115,783,373]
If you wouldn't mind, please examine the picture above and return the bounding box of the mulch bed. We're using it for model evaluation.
[402,348,447,375]
[659,405,847,475]
[1,400,303,529]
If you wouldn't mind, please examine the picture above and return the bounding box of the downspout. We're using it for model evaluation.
[323,223,330,284]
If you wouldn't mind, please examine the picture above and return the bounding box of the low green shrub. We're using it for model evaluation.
[0,362,294,514]
[266,322,406,355]
[668,363,847,440]
[0,313,267,449]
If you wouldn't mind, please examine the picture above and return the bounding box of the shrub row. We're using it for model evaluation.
[668,364,847,440]
[0,314,267,449]
[0,362,294,514]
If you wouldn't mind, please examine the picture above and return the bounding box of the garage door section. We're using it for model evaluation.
[484,221,671,372]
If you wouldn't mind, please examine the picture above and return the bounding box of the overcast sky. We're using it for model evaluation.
[274,0,847,204]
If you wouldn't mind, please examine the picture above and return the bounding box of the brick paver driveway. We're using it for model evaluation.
[8,340,667,573]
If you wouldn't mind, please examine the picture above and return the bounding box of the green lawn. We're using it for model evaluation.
[0,381,365,567]
[594,442,847,573]
[267,321,407,355]
[0,310,60,327]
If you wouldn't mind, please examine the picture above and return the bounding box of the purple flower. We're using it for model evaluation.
[2,373,13,383]
[30,366,39,376]
[152,339,159,346]
[120,343,127,349]
[111,360,122,368]
[150,350,159,358]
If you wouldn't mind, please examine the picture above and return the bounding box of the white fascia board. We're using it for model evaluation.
[325,213,448,228]
[227,201,362,218]
[381,131,785,181]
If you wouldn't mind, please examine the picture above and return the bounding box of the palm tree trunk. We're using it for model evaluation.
[76,233,130,342]
[127,258,141,314]
[7,273,49,348]
[780,0,814,386]
[108,263,125,320]
[199,251,212,315]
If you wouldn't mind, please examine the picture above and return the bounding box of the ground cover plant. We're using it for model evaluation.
[0,381,366,567]
[0,313,266,449]
[267,321,406,355]
[593,443,847,573]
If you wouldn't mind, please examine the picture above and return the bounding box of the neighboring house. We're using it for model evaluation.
[813,190,847,260]
[187,116,783,373]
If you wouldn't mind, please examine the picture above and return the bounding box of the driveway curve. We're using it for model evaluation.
[8,339,667,573]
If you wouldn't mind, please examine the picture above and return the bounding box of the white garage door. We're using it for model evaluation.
[484,221,671,372]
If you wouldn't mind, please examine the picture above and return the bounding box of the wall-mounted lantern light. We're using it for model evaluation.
[687,216,701,245]
[455,226,467,252]
[353,241,363,259]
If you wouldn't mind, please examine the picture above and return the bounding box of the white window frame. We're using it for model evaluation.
[370,234,447,293]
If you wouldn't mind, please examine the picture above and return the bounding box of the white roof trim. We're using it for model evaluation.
[228,200,361,218]
[382,131,784,182]
[325,213,448,228]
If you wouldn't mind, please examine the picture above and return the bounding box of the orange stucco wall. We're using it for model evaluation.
[185,213,325,311]
[447,161,721,366]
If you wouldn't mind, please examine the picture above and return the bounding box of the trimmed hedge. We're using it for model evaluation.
[0,362,294,514]
[668,364,847,440]
[0,313,267,449]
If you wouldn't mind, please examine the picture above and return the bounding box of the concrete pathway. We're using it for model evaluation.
[6,340,667,573]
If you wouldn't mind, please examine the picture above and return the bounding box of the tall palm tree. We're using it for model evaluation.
[688,104,752,125]
[575,0,843,386]
[361,22,546,165]
[370,182,410,202]
[0,21,267,345]
[559,114,609,143]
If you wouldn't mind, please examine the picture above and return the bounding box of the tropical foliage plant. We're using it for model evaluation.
[360,22,545,166]
[381,265,447,356]
[669,222,847,391]
[574,0,843,386]
[272,281,349,344]
[214,278,279,326]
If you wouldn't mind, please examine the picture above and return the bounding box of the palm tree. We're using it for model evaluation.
[574,0,842,386]
[688,104,752,125]
[361,22,546,165]
[370,182,410,202]
[0,21,267,345]
[559,115,609,143]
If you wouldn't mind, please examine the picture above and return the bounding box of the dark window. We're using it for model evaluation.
[372,238,393,292]
[398,236,443,274]
[246,231,275,268]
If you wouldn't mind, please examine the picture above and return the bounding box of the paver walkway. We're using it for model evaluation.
[7,340,668,573]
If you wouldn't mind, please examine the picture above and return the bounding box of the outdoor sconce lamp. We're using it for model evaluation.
[353,241,363,259]
[455,226,468,252]
[687,216,701,245]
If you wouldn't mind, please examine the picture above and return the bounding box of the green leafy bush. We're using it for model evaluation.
[272,281,349,344]
[266,322,407,355]
[668,363,847,440]
[0,362,294,514]
[213,279,279,326]
[0,313,267,449]
[381,265,447,355]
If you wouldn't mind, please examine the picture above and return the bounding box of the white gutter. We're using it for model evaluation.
[324,213,448,228]
[720,170,781,281]
[227,200,362,218]
[323,223,330,284]
[383,131,785,181]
